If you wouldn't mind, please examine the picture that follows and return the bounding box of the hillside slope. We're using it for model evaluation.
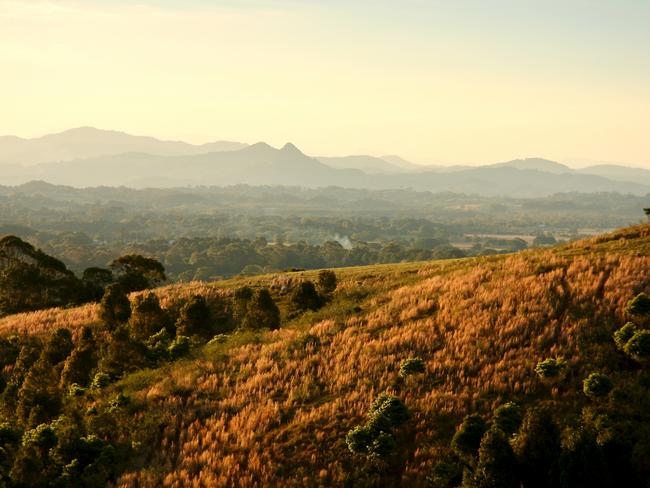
[0,225,649,486]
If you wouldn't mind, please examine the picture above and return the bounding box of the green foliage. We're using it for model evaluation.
[110,254,166,293]
[168,336,190,360]
[452,414,487,459]
[535,357,566,382]
[176,295,211,337]
[513,407,560,488]
[81,266,114,302]
[429,459,463,488]
[613,322,638,350]
[129,293,170,341]
[60,327,97,387]
[492,402,523,437]
[399,357,426,378]
[317,269,337,294]
[42,328,73,365]
[242,288,280,330]
[583,373,613,399]
[623,330,650,362]
[368,393,410,428]
[99,284,131,327]
[290,281,323,312]
[345,425,373,455]
[626,292,650,317]
[90,372,110,390]
[468,426,519,488]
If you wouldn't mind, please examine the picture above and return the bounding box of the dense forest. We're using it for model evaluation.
[1,182,646,279]
[0,225,647,486]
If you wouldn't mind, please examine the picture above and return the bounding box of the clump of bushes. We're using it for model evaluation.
[535,357,566,382]
[582,372,613,399]
[399,357,426,378]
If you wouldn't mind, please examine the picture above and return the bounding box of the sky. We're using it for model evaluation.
[1,0,649,166]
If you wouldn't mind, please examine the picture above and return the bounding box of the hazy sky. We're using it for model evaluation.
[1,0,649,166]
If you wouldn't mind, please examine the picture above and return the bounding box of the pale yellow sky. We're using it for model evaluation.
[1,0,649,166]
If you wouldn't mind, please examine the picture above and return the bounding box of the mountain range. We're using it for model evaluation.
[1,127,649,197]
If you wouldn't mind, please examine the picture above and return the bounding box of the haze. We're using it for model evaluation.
[1,0,649,166]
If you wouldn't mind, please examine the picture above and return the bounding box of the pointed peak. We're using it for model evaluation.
[280,142,302,155]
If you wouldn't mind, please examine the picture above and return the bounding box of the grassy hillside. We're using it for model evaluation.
[1,224,649,487]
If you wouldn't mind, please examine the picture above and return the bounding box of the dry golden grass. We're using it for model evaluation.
[2,224,650,486]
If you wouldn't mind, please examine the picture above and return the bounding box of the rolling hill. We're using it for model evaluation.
[0,224,648,486]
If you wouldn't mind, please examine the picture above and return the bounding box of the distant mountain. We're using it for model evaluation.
[488,158,572,174]
[577,165,650,186]
[1,128,648,196]
[380,155,423,171]
[0,127,247,165]
[317,155,406,173]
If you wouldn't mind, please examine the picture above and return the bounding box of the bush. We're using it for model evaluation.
[129,293,170,341]
[291,281,323,312]
[623,330,650,362]
[99,284,131,327]
[535,357,566,382]
[613,322,638,350]
[368,393,410,428]
[91,372,111,390]
[626,292,650,317]
[492,402,523,437]
[451,414,486,459]
[176,295,211,337]
[242,288,280,330]
[345,425,373,455]
[168,336,190,359]
[317,270,337,294]
[583,373,613,399]
[399,357,426,378]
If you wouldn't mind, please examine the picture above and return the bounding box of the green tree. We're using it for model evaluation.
[535,357,566,383]
[110,254,166,293]
[17,357,62,427]
[626,293,650,317]
[513,407,560,488]
[623,330,650,362]
[99,284,131,327]
[399,357,426,378]
[582,373,613,400]
[42,328,73,366]
[492,402,523,437]
[368,393,410,428]
[469,426,519,488]
[452,414,487,460]
[81,267,114,302]
[317,269,337,294]
[60,327,97,387]
[291,280,323,312]
[613,322,637,350]
[129,293,170,341]
[176,295,211,337]
[242,289,280,330]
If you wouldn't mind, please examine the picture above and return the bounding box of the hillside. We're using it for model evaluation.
[0,225,648,486]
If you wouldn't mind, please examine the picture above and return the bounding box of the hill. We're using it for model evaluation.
[0,225,648,486]
[0,127,247,166]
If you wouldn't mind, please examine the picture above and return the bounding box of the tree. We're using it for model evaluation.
[469,426,519,488]
[176,295,211,337]
[583,373,613,400]
[399,357,426,378]
[232,286,253,323]
[368,393,410,428]
[452,414,487,460]
[81,267,114,302]
[42,328,73,366]
[242,289,280,330]
[613,322,637,351]
[129,293,170,341]
[60,327,97,387]
[99,325,149,380]
[291,280,323,312]
[109,254,166,293]
[535,357,566,383]
[317,269,337,294]
[99,284,131,327]
[17,357,62,426]
[492,402,523,437]
[623,330,650,362]
[626,293,650,317]
[513,407,560,488]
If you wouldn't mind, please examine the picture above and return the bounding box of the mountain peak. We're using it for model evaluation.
[280,142,303,155]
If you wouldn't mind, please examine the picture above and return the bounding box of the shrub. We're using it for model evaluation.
[242,289,280,330]
[317,270,337,294]
[99,284,131,327]
[368,393,410,428]
[535,357,566,382]
[492,402,523,437]
[623,330,650,362]
[345,425,372,455]
[451,414,487,459]
[470,426,519,488]
[399,357,426,378]
[91,372,111,390]
[626,292,650,317]
[176,295,211,337]
[582,373,613,399]
[513,407,560,488]
[613,322,638,350]
[291,281,323,312]
[129,293,170,341]
[168,336,190,359]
